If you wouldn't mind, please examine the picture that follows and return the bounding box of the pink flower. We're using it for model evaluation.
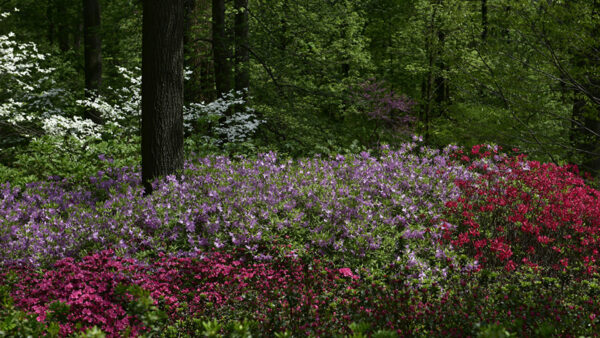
[339,268,358,279]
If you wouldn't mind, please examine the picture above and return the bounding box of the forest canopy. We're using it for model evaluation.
[2,1,600,336]
[0,0,598,185]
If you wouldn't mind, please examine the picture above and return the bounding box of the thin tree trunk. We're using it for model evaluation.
[234,0,249,98]
[47,0,55,45]
[481,0,488,40]
[57,0,70,52]
[74,21,82,50]
[141,0,185,194]
[183,0,196,102]
[83,0,103,124]
[435,30,449,118]
[212,0,232,99]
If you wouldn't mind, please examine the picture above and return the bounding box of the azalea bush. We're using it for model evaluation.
[347,79,417,148]
[2,249,600,337]
[0,142,471,278]
[442,145,600,278]
[2,142,600,336]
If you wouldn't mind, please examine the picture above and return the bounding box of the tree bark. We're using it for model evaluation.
[570,1,600,175]
[141,0,185,194]
[481,0,488,40]
[47,0,55,45]
[83,0,103,124]
[234,0,249,97]
[183,0,197,102]
[212,0,233,98]
[56,0,70,52]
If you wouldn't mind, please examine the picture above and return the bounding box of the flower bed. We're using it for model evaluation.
[2,143,600,336]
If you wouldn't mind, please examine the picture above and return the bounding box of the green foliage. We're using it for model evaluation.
[476,323,514,338]
[248,0,375,155]
[0,281,60,337]
[0,135,139,187]
[114,284,168,336]
[161,317,260,338]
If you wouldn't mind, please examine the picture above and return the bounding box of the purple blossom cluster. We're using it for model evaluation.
[1,142,472,278]
[353,79,417,132]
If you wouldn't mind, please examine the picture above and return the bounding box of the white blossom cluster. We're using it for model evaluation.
[42,115,100,140]
[2,8,263,148]
[76,66,141,137]
[0,10,96,143]
[184,90,264,143]
[78,68,264,143]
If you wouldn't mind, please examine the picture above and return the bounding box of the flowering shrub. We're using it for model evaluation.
[4,142,600,336]
[1,248,368,337]
[0,142,471,283]
[184,90,264,143]
[0,9,89,145]
[442,145,600,277]
[3,249,600,337]
[351,79,416,147]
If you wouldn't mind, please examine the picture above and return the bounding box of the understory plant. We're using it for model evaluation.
[443,145,600,278]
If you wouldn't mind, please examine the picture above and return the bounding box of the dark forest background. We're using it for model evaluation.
[1,0,599,185]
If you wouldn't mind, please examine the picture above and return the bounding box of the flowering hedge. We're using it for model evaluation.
[0,142,471,282]
[3,143,600,336]
[2,248,600,337]
[442,146,600,277]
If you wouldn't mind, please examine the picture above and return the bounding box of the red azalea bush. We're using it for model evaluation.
[2,248,600,336]
[348,267,600,336]
[0,248,364,337]
[4,251,154,337]
[442,145,600,276]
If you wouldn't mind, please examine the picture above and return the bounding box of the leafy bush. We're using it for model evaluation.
[443,145,600,277]
[0,142,473,279]
[3,143,600,336]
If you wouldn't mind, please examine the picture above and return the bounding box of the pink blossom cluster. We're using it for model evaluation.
[443,145,600,275]
[2,248,362,337]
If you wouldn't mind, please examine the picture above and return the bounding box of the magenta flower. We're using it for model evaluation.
[339,268,358,279]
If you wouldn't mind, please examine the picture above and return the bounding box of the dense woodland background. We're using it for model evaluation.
[0,0,599,184]
[3,2,600,335]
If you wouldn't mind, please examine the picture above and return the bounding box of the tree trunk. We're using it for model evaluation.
[141,0,185,194]
[47,0,55,45]
[212,0,232,98]
[234,0,249,98]
[83,0,103,124]
[183,0,197,102]
[481,0,488,40]
[435,30,449,117]
[56,0,70,52]
[570,1,600,176]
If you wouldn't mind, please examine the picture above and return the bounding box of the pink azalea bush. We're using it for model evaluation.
[2,143,600,336]
[3,248,600,336]
[442,145,600,277]
[1,247,369,336]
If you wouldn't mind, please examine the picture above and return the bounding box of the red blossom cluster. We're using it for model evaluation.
[443,145,600,275]
[2,246,600,336]
[1,248,362,337]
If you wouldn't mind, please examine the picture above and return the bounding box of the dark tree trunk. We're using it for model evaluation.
[570,1,600,176]
[434,31,449,117]
[56,0,70,52]
[47,0,55,45]
[234,0,249,98]
[481,0,488,40]
[212,0,233,98]
[572,90,600,175]
[141,0,185,195]
[183,0,197,102]
[74,21,82,50]
[83,0,103,124]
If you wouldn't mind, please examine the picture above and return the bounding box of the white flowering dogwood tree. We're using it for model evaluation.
[1,8,263,155]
